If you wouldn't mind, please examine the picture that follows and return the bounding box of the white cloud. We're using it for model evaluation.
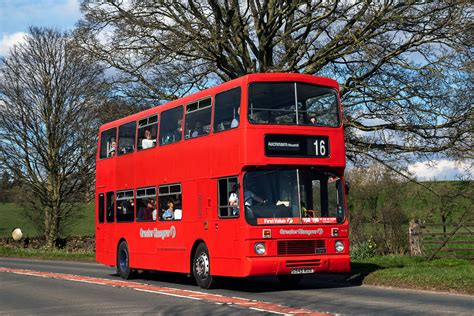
[63,0,81,14]
[408,159,473,181]
[0,32,28,57]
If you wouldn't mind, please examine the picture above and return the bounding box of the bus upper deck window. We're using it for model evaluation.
[248,82,339,127]
[99,128,117,159]
[137,115,158,151]
[214,87,241,132]
[159,106,183,145]
[248,83,295,124]
[296,83,339,127]
[185,98,212,139]
[118,121,136,155]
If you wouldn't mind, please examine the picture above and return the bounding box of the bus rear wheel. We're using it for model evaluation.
[278,275,303,287]
[117,241,133,280]
[193,243,215,289]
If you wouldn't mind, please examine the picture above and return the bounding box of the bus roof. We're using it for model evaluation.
[99,73,339,131]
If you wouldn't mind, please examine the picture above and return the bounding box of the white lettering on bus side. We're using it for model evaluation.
[140,227,176,240]
[268,142,300,148]
[279,228,323,236]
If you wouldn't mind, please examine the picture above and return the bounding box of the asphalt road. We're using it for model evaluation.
[1,257,473,315]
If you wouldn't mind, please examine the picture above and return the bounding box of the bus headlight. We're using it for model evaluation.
[254,242,266,255]
[335,241,344,253]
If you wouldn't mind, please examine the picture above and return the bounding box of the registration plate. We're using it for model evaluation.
[290,268,314,274]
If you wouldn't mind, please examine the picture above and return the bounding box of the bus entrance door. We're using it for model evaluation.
[210,216,241,276]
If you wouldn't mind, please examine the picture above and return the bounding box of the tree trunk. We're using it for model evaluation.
[408,219,423,257]
[44,206,54,248]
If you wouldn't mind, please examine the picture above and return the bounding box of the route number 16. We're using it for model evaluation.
[313,139,326,156]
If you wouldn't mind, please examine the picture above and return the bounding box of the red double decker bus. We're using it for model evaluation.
[96,73,349,288]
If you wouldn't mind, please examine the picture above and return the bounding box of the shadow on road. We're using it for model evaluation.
[116,262,383,293]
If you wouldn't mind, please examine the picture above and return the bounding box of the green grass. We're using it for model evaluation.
[0,245,95,261]
[0,203,40,237]
[68,204,95,236]
[0,202,95,238]
[351,255,474,294]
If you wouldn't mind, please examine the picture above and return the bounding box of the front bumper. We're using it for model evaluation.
[243,254,350,276]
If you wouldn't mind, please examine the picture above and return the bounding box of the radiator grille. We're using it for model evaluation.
[286,259,322,268]
[277,239,326,255]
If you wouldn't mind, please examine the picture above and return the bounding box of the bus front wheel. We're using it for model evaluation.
[117,241,133,280]
[193,243,215,289]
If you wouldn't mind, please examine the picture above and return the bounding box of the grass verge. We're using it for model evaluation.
[0,246,95,262]
[0,202,95,237]
[351,255,474,295]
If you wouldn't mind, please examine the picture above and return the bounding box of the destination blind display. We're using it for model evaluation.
[265,134,330,158]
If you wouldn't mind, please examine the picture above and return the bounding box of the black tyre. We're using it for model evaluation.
[278,275,303,287]
[117,241,133,279]
[193,243,215,289]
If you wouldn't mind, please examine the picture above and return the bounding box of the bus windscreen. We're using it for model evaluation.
[243,168,345,225]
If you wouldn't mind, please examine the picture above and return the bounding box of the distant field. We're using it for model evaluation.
[0,203,95,238]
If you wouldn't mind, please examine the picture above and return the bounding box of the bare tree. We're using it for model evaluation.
[0,28,106,247]
[347,163,410,254]
[76,1,473,164]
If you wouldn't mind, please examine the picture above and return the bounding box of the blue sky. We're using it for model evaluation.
[0,0,81,55]
[0,0,471,181]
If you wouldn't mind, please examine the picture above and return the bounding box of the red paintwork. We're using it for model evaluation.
[95,73,349,278]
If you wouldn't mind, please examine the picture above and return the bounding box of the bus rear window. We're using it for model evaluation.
[248,82,339,127]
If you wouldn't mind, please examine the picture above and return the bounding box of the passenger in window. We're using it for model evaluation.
[143,199,157,220]
[309,115,317,125]
[173,119,183,142]
[191,121,203,138]
[108,140,116,157]
[142,129,155,149]
[228,184,239,215]
[162,199,175,220]
[231,107,240,128]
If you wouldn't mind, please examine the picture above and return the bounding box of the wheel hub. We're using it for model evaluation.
[195,253,209,279]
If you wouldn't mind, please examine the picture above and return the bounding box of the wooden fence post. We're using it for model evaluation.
[409,219,423,256]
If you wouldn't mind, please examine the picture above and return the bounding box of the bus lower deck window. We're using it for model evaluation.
[158,184,182,221]
[116,190,134,222]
